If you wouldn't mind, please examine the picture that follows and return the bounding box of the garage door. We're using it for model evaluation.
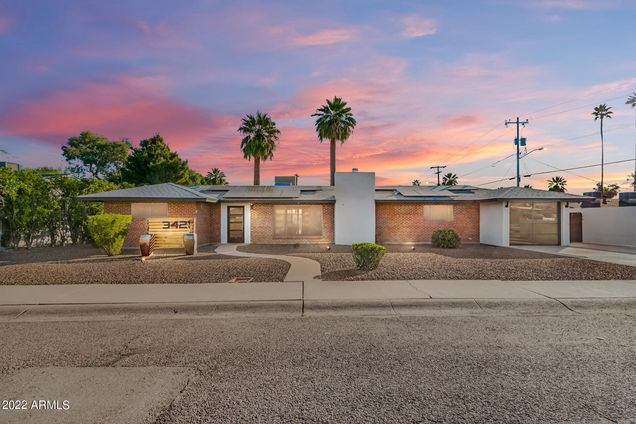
[509,202,560,245]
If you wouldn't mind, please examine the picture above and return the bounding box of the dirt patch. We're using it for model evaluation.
[293,252,636,281]
[0,246,290,285]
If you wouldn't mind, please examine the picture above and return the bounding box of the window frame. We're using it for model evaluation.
[131,202,169,218]
[273,205,323,238]
[422,204,454,223]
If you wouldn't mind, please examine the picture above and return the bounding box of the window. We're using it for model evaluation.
[274,205,322,237]
[423,205,453,223]
[131,203,168,218]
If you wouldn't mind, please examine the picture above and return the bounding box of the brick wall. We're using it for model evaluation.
[375,202,480,244]
[250,203,335,243]
[103,201,220,247]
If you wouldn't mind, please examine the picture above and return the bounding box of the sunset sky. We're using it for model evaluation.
[1,0,635,193]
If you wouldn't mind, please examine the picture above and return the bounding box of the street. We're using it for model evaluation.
[1,302,635,423]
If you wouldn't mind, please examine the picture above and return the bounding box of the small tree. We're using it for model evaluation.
[441,172,458,186]
[62,131,131,179]
[203,168,228,185]
[87,213,132,256]
[547,176,567,192]
[118,134,202,186]
[594,183,620,199]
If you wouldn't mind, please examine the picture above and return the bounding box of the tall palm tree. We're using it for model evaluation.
[238,112,280,186]
[204,168,228,185]
[441,172,458,186]
[627,93,636,192]
[547,176,567,192]
[592,104,613,203]
[312,97,357,186]
[412,179,421,186]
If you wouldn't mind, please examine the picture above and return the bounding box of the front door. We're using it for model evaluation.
[570,212,582,243]
[227,206,244,243]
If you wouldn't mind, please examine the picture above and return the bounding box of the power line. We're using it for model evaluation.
[529,157,597,183]
[430,165,447,185]
[475,158,636,186]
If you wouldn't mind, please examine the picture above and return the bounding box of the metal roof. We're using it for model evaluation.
[80,183,591,203]
[223,186,301,198]
[78,182,218,202]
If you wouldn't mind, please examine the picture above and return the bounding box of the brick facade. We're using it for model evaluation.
[250,203,335,243]
[104,201,220,247]
[375,202,480,244]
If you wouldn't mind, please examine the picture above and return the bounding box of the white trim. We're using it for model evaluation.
[220,203,251,244]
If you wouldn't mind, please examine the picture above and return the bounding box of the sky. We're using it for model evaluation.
[0,0,635,193]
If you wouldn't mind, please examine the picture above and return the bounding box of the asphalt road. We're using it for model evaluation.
[0,303,635,423]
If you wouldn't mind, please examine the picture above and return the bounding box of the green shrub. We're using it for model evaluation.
[432,229,461,248]
[351,242,387,271]
[87,213,132,256]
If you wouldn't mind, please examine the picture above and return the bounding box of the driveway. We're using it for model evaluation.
[511,243,636,267]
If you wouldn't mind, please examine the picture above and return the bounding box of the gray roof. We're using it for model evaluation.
[223,186,301,199]
[80,183,591,203]
[78,183,219,202]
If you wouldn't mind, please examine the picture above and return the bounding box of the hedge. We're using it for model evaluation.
[351,242,387,271]
[431,229,461,248]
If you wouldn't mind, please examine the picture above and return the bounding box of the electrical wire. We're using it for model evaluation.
[475,158,635,186]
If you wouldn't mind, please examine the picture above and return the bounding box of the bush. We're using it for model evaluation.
[351,242,386,271]
[87,213,132,256]
[432,229,461,248]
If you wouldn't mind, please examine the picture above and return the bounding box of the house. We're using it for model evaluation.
[79,170,590,249]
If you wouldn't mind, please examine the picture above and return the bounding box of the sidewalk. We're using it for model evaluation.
[511,244,636,266]
[1,279,634,306]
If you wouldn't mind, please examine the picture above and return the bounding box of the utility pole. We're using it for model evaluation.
[505,117,529,187]
[430,165,447,186]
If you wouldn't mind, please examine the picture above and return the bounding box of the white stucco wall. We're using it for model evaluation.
[479,202,509,247]
[220,203,251,244]
[560,202,570,246]
[570,207,636,247]
[334,171,375,244]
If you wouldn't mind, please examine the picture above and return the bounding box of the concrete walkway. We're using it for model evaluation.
[215,243,322,282]
[0,280,634,307]
[512,244,636,267]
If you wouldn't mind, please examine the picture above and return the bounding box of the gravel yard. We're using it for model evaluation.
[295,252,636,281]
[0,246,290,285]
[239,243,636,280]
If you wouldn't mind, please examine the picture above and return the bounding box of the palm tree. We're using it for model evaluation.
[312,97,357,186]
[203,168,228,185]
[238,112,280,186]
[627,93,636,192]
[412,179,421,186]
[441,172,458,186]
[592,104,613,203]
[547,176,567,192]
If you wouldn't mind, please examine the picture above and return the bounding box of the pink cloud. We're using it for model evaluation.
[0,16,11,34]
[400,15,437,38]
[0,75,236,151]
[290,29,355,46]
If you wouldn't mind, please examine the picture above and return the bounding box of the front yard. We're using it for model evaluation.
[0,246,290,285]
[238,244,636,281]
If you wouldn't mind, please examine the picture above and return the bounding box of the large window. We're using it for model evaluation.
[423,205,453,222]
[509,201,559,245]
[131,203,168,218]
[274,205,322,238]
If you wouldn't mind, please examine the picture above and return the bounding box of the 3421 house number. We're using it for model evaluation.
[161,220,190,229]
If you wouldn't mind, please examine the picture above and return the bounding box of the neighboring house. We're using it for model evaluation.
[0,161,20,171]
[79,171,590,248]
